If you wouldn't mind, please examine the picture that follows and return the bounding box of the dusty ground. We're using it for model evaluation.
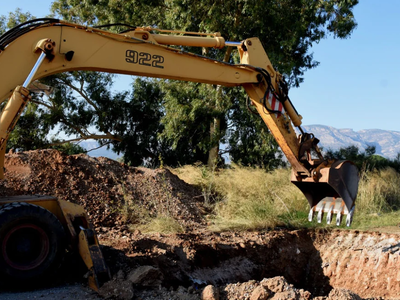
[1,150,400,300]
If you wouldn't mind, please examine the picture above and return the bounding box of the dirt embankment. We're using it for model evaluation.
[1,150,400,300]
[2,149,204,229]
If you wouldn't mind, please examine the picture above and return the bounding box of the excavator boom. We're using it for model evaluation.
[0,19,359,289]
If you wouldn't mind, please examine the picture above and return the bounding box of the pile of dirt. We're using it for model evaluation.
[1,149,205,230]
[1,150,400,300]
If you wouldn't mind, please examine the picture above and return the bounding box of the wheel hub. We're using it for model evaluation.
[2,223,50,270]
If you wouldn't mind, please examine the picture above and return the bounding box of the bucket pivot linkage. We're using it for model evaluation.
[291,133,359,226]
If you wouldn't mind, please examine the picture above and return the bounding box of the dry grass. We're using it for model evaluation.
[173,164,309,230]
[356,168,400,213]
[172,164,218,206]
[350,168,400,229]
[121,174,185,234]
[173,165,400,231]
[137,216,185,234]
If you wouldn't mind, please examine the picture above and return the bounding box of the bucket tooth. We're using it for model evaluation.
[326,205,334,224]
[310,198,355,226]
[346,206,355,227]
[336,211,342,226]
[317,203,325,223]
[308,208,314,222]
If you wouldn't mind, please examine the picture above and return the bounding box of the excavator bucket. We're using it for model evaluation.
[291,160,359,226]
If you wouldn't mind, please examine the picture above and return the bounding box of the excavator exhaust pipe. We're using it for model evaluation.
[291,160,359,226]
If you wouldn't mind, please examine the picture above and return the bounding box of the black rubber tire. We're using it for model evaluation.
[0,202,66,282]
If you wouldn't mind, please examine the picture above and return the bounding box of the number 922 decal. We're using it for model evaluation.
[126,50,164,69]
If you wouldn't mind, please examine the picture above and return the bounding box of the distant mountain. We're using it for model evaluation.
[79,126,400,161]
[303,125,400,159]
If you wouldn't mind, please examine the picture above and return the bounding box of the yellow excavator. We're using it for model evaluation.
[0,19,359,290]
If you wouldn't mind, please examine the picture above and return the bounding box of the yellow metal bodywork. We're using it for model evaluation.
[0,195,65,221]
[0,22,258,103]
[238,38,307,175]
[78,228,110,291]
[0,87,31,178]
[54,199,110,290]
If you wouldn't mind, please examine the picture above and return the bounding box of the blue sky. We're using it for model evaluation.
[1,1,399,132]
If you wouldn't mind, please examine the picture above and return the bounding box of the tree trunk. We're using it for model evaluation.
[207,47,233,169]
[207,117,220,169]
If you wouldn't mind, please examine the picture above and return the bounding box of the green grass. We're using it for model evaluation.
[350,211,400,230]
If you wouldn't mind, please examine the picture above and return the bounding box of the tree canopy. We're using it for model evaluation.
[1,1,359,169]
[52,0,358,86]
[325,145,400,173]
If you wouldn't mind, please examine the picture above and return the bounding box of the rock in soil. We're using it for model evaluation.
[202,285,219,300]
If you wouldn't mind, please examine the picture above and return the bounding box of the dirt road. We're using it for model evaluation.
[0,284,100,300]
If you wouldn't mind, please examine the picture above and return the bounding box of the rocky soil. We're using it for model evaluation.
[1,150,400,300]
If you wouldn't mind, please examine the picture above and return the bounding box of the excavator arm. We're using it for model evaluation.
[0,19,358,221]
[0,18,358,289]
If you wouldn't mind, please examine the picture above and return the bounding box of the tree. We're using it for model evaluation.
[52,0,358,85]
[159,81,221,165]
[0,9,33,33]
[51,0,358,169]
[31,73,169,166]
[1,10,173,162]
[38,71,127,144]
[110,78,169,167]
[324,145,395,172]
[227,88,286,170]
[0,10,84,154]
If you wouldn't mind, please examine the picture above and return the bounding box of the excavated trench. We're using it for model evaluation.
[101,228,400,299]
